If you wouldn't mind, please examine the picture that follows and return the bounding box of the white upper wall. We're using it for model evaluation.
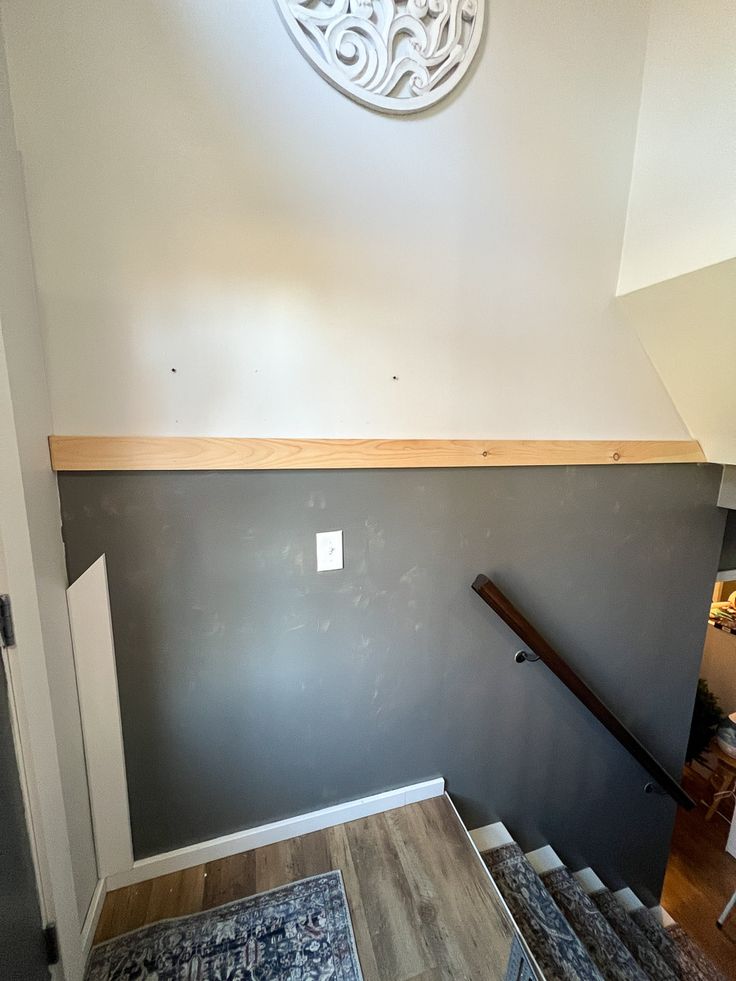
[618,0,736,295]
[1,0,688,439]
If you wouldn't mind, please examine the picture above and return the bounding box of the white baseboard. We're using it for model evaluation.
[106,778,444,890]
[81,878,107,956]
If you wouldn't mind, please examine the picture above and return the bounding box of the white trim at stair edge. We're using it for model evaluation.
[449,801,545,981]
[105,778,444,890]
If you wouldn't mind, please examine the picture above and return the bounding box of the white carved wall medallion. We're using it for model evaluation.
[273,0,484,115]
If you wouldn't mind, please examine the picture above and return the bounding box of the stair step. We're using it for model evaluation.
[591,890,677,980]
[470,821,513,853]
[631,908,727,981]
[526,845,564,876]
[482,842,604,981]
[473,822,726,981]
[613,887,645,912]
[540,866,648,981]
[573,868,607,896]
[651,907,676,929]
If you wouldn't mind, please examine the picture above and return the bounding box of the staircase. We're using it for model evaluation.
[473,822,725,981]
[469,579,728,978]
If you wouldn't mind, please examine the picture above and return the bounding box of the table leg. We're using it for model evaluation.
[707,769,736,821]
[718,888,736,928]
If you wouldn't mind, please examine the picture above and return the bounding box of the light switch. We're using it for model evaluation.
[316,530,343,571]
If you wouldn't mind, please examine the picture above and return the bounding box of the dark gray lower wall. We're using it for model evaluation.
[59,465,725,903]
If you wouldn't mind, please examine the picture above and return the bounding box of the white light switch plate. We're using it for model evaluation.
[316,530,343,571]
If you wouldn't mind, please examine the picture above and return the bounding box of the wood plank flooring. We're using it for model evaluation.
[661,768,736,978]
[93,796,515,980]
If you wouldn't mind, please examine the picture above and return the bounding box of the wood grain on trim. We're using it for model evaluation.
[48,436,706,472]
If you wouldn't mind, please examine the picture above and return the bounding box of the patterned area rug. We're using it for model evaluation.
[85,870,364,980]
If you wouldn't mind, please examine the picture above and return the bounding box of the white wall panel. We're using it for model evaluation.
[67,556,133,879]
[619,259,736,464]
[619,0,736,294]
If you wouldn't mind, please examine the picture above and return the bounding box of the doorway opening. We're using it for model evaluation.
[660,566,736,977]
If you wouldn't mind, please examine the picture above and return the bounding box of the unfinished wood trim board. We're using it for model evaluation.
[49,436,706,471]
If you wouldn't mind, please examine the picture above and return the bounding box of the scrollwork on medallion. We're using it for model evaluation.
[273,0,484,114]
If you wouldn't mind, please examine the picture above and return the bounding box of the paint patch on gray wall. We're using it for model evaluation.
[58,465,724,903]
[720,510,736,572]
[718,466,736,511]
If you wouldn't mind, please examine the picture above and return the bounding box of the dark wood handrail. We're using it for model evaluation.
[472,574,695,810]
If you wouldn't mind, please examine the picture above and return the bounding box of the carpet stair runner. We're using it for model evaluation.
[476,824,725,981]
[537,865,647,981]
[630,907,725,981]
[588,888,676,980]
